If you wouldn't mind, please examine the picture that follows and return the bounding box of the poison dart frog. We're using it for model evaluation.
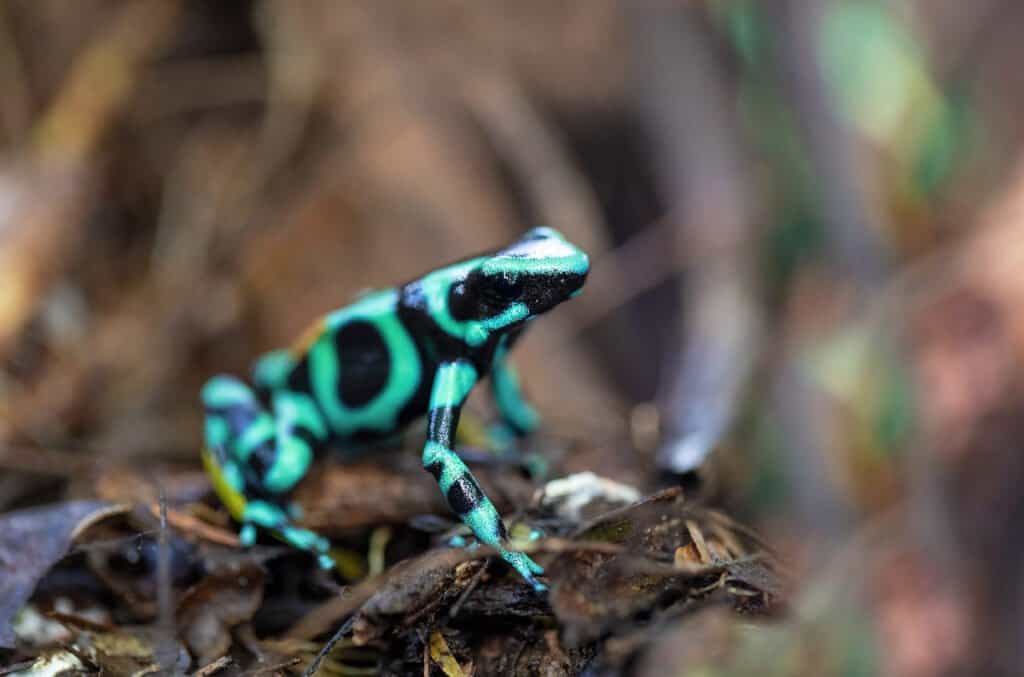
[201,228,589,590]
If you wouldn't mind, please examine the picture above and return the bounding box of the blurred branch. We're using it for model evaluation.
[459,73,612,259]
[0,2,32,145]
[459,68,643,403]
[628,2,761,473]
[0,0,180,360]
[33,0,180,165]
[767,0,897,558]
[772,0,890,288]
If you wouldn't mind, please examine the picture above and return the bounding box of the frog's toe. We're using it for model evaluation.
[239,523,257,548]
[502,551,546,590]
[281,525,331,553]
[316,553,335,570]
[486,423,516,452]
[519,568,548,592]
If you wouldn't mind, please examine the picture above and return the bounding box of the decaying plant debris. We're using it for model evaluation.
[2,473,784,674]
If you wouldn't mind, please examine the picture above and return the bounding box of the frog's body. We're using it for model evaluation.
[201,228,588,589]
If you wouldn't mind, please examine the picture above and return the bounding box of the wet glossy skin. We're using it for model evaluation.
[201,227,588,589]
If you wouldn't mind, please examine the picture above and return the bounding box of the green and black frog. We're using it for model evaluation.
[201,227,589,590]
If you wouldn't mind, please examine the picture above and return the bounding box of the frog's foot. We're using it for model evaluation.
[500,550,546,592]
[242,500,334,569]
[447,534,482,551]
[486,423,517,453]
[521,452,549,481]
[239,523,258,547]
[447,534,468,548]
[280,524,334,570]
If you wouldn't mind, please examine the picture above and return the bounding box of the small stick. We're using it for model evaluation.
[302,615,356,677]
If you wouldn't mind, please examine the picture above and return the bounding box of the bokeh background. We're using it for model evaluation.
[3,1,1024,674]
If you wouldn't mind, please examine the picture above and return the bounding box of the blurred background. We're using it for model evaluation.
[2,0,1024,674]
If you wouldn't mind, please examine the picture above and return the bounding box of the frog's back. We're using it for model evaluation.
[264,289,433,442]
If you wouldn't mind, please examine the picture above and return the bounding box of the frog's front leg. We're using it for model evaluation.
[423,359,545,590]
[490,345,540,437]
[488,347,550,478]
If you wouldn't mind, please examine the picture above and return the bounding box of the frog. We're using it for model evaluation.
[200,227,589,590]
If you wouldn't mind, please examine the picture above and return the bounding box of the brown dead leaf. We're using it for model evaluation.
[176,560,265,666]
[351,548,483,645]
[547,488,783,646]
[72,625,189,675]
[0,500,124,648]
[293,457,532,533]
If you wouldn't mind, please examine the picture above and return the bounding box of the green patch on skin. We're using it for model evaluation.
[243,499,288,529]
[481,253,589,277]
[265,434,312,493]
[234,415,275,460]
[422,440,448,466]
[419,259,542,346]
[202,376,257,408]
[239,523,257,546]
[204,416,230,450]
[423,441,471,493]
[491,349,539,434]
[417,258,486,344]
[273,390,328,439]
[279,525,328,552]
[476,302,530,340]
[480,229,589,278]
[310,289,422,436]
[252,349,295,390]
[264,390,326,492]
[463,501,503,545]
[431,361,478,409]
[243,499,333,568]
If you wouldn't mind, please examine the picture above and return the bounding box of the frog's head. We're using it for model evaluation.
[453,227,589,333]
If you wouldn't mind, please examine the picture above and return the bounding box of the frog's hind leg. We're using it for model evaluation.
[201,375,334,570]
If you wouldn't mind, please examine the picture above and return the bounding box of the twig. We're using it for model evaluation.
[448,559,489,620]
[242,657,302,676]
[69,529,160,556]
[192,655,232,677]
[146,501,240,546]
[155,488,176,673]
[302,615,356,677]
